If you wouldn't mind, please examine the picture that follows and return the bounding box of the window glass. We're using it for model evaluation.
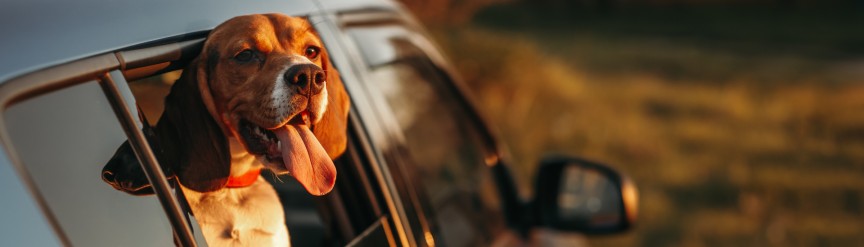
[353,27,505,246]
[4,82,175,246]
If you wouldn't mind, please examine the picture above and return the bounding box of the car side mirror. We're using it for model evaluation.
[531,156,638,234]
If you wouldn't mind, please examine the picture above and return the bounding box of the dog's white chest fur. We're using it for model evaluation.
[181,178,290,247]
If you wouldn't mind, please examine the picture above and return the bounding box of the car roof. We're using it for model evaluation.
[0,0,400,84]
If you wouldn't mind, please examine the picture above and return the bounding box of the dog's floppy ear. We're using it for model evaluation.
[100,60,229,194]
[313,47,350,159]
[154,57,230,192]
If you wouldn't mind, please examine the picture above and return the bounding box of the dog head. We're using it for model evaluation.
[102,14,349,195]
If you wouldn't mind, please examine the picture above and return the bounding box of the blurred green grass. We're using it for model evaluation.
[421,4,864,247]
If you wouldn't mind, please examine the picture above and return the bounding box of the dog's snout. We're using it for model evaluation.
[285,64,325,95]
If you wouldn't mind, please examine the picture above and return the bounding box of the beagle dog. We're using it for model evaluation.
[101,14,350,246]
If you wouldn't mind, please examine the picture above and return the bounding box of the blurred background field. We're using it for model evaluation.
[398,1,864,246]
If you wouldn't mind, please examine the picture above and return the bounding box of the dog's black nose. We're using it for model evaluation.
[102,170,116,184]
[285,64,325,95]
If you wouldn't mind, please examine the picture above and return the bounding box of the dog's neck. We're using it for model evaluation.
[227,137,264,178]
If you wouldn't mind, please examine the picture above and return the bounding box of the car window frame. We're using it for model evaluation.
[106,19,406,247]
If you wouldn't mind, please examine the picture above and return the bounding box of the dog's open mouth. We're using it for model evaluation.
[238,111,336,195]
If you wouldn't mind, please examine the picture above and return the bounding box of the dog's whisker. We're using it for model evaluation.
[272,172,284,183]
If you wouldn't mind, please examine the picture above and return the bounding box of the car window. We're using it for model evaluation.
[3,81,175,247]
[131,70,339,246]
[129,56,387,247]
[347,25,506,247]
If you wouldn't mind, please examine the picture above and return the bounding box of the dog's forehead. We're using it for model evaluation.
[211,14,317,51]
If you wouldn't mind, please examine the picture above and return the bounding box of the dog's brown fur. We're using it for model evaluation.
[102,14,350,246]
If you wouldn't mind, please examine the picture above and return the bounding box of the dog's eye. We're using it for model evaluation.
[234,50,254,62]
[304,46,320,59]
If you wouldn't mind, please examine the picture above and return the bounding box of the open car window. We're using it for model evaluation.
[122,21,391,246]
[129,69,338,247]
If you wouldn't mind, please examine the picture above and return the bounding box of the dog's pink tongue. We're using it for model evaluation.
[273,125,336,196]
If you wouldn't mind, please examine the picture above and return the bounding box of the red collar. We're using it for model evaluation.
[225,168,261,188]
